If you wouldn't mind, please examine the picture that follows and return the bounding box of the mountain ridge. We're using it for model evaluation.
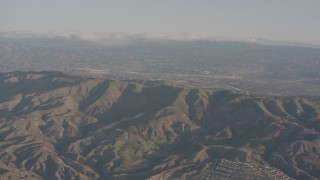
[1,71,320,179]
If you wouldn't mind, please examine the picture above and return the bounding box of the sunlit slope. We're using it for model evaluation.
[0,71,320,179]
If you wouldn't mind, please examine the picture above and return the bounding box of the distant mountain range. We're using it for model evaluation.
[1,71,320,179]
[1,31,319,48]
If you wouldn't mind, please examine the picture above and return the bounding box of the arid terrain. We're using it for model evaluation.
[2,1,320,179]
[1,71,320,179]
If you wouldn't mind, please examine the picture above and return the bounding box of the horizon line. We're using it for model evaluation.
[1,31,320,47]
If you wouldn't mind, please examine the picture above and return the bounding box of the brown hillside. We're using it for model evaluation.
[0,71,320,179]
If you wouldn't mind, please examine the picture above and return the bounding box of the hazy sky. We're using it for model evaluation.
[1,0,320,43]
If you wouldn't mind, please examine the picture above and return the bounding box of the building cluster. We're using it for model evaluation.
[205,159,292,180]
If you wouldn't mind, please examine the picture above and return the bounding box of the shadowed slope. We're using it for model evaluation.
[0,71,320,179]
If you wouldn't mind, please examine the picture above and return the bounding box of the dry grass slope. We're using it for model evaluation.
[0,71,320,179]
